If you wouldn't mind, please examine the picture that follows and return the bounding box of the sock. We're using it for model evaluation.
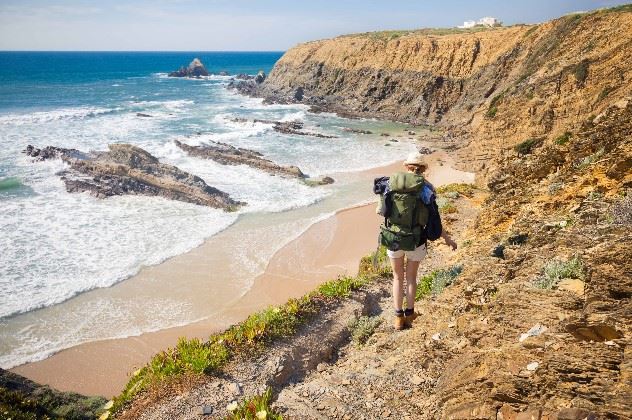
[394,309,404,316]
[404,308,414,316]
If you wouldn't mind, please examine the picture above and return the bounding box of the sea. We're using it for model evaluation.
[0,52,415,368]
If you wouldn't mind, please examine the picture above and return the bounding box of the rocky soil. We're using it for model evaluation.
[24,144,242,210]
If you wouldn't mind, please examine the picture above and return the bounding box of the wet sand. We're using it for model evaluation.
[12,152,474,398]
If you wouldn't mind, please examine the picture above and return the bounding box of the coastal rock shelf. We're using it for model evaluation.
[174,139,306,179]
[232,118,338,139]
[23,144,243,210]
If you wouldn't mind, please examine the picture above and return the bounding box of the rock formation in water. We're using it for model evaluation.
[168,58,210,78]
[231,118,338,139]
[174,139,305,179]
[228,70,266,95]
[23,144,242,210]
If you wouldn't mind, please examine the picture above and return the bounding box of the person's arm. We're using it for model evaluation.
[441,229,457,250]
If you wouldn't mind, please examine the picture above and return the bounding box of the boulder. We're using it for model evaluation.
[168,58,210,78]
[294,87,305,101]
[24,144,242,210]
[255,70,266,84]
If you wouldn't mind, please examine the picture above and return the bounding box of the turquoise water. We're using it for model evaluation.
[0,52,415,368]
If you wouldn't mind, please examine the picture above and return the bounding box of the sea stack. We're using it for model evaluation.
[168,58,210,78]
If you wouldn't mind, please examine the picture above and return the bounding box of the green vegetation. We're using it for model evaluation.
[573,59,590,85]
[600,4,632,14]
[348,316,383,346]
[506,233,529,246]
[416,265,463,299]
[534,256,585,289]
[576,147,605,169]
[486,92,504,118]
[514,138,542,155]
[367,30,413,41]
[343,26,500,41]
[225,388,282,420]
[439,201,458,214]
[112,249,390,414]
[554,131,572,145]
[523,25,539,38]
[436,183,476,198]
[0,380,107,420]
[597,86,615,102]
[358,245,391,277]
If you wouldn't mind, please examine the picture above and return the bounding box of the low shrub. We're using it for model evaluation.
[358,246,391,276]
[534,256,585,289]
[514,138,541,156]
[226,388,282,420]
[554,131,572,145]
[597,86,615,102]
[348,316,382,346]
[436,183,476,198]
[573,59,590,85]
[575,147,605,169]
[416,265,463,299]
[0,378,107,420]
[439,202,458,214]
[486,93,504,118]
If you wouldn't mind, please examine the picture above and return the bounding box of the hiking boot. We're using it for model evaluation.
[394,310,405,330]
[404,309,418,328]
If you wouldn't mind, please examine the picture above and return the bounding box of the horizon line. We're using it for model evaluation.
[0,50,286,53]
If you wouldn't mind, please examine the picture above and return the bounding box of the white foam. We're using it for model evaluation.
[0,183,237,318]
[0,106,119,126]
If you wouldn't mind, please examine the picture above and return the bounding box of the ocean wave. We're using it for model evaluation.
[0,107,121,126]
[0,191,239,319]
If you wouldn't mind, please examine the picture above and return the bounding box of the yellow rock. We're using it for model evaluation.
[558,279,585,296]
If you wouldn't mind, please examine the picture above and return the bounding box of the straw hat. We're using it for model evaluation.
[404,151,428,167]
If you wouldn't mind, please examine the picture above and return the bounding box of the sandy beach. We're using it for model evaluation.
[12,151,474,398]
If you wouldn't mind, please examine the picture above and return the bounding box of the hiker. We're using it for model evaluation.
[375,151,457,330]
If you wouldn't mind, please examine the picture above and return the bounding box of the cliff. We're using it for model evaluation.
[258,7,632,174]
[6,6,631,420]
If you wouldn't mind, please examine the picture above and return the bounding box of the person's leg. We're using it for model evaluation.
[405,259,420,310]
[388,254,406,330]
[403,244,427,328]
[390,256,405,311]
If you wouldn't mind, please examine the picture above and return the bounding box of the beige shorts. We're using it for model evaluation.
[386,244,427,261]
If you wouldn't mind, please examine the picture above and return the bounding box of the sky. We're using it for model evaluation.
[0,0,628,51]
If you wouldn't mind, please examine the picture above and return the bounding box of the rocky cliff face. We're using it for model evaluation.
[259,7,632,175]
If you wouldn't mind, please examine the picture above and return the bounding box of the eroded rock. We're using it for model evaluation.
[24,144,242,210]
[174,139,305,179]
[168,58,210,78]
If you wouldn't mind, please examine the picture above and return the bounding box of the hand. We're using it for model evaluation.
[444,237,457,251]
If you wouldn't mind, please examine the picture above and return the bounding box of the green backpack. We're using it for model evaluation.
[378,172,429,251]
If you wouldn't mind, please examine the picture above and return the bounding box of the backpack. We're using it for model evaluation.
[374,172,441,251]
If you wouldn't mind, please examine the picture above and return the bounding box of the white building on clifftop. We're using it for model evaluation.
[458,17,502,28]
